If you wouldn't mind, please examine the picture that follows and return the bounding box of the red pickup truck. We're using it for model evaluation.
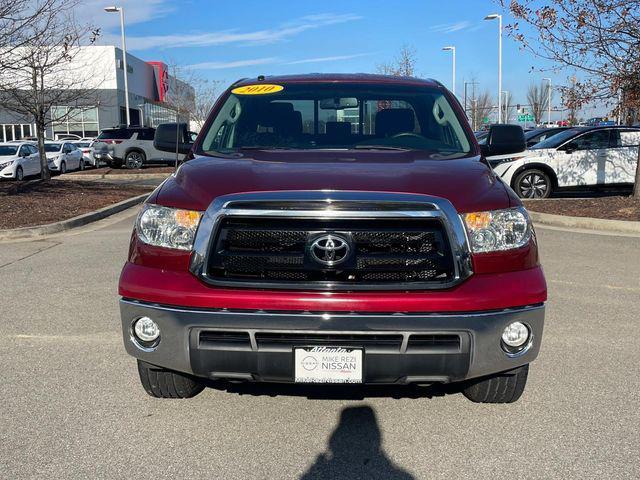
[119,74,546,403]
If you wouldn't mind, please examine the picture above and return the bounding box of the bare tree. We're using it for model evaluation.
[527,82,553,125]
[501,0,640,196]
[192,79,221,132]
[0,0,59,71]
[161,62,198,169]
[469,91,494,131]
[0,0,100,180]
[377,44,417,77]
[501,91,516,123]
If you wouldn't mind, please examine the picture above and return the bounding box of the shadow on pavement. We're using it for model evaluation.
[551,185,632,198]
[299,405,415,480]
[202,379,465,400]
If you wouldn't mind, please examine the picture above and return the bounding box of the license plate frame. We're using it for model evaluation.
[294,346,363,384]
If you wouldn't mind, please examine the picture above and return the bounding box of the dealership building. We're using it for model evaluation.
[0,46,195,141]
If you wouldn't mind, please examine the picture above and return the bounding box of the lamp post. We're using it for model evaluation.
[484,13,502,123]
[105,6,130,127]
[442,46,456,96]
[543,77,552,125]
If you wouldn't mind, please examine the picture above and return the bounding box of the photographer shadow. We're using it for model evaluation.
[299,405,415,480]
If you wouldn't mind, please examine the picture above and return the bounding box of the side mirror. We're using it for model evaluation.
[480,124,526,157]
[153,123,194,155]
[560,144,575,154]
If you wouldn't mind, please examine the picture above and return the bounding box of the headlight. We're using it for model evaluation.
[0,160,14,169]
[136,204,202,250]
[462,207,532,253]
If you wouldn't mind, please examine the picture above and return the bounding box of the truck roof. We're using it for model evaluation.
[232,73,442,88]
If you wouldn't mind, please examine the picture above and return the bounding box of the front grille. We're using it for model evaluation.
[255,332,403,352]
[206,217,455,289]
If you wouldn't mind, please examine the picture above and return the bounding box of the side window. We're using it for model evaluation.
[62,143,70,153]
[28,145,38,155]
[569,130,610,150]
[18,145,27,156]
[138,129,156,141]
[617,130,640,147]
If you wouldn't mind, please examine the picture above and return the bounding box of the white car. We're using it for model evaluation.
[71,140,97,167]
[44,141,84,174]
[491,126,640,198]
[0,142,42,180]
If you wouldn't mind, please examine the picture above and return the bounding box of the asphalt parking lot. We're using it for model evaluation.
[0,209,638,479]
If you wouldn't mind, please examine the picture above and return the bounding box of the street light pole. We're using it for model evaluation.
[484,14,502,123]
[105,6,130,127]
[543,77,552,125]
[442,46,456,96]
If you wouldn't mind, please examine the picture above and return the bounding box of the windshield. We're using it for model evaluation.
[0,146,18,156]
[200,83,472,158]
[44,143,62,152]
[530,128,584,150]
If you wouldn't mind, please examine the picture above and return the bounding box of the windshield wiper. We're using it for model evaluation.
[238,146,295,150]
[354,145,412,151]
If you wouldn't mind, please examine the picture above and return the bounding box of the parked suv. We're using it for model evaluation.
[119,74,547,403]
[492,126,640,198]
[93,126,184,168]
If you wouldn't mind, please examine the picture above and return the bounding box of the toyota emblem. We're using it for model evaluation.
[310,234,351,267]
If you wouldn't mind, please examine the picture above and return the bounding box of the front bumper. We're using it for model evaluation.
[120,299,544,384]
[0,165,16,178]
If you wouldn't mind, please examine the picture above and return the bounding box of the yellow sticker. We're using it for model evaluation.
[231,84,284,95]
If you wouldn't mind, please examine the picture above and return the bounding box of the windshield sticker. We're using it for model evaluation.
[231,84,284,95]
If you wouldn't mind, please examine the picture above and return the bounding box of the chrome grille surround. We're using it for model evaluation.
[189,191,473,291]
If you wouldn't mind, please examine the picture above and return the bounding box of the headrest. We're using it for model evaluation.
[375,108,415,137]
[325,121,352,137]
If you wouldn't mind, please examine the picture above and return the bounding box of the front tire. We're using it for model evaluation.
[513,169,552,199]
[125,151,145,169]
[462,364,529,403]
[60,161,67,174]
[137,360,205,398]
[16,166,24,181]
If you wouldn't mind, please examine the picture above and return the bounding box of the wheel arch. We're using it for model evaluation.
[510,162,559,190]
[124,147,146,160]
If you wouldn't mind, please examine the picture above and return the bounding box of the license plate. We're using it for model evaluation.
[294,347,363,383]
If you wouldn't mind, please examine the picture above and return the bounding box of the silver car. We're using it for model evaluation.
[92,127,185,169]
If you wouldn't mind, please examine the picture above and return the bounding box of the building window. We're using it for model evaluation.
[1,124,33,141]
[51,106,99,138]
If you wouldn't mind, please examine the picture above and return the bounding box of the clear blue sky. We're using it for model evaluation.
[86,0,606,119]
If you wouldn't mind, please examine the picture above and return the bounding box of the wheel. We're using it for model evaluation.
[78,159,85,171]
[16,166,24,181]
[137,360,205,398]
[60,161,67,174]
[513,169,552,199]
[462,364,529,403]
[125,151,145,169]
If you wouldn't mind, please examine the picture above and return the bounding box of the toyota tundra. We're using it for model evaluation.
[119,74,546,403]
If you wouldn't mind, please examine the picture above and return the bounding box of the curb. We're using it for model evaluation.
[62,173,170,181]
[529,210,640,234]
[0,193,148,241]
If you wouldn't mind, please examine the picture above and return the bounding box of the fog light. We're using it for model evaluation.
[134,317,160,342]
[502,322,529,347]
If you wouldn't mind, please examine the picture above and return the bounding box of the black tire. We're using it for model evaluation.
[16,166,24,181]
[60,161,67,174]
[125,151,145,169]
[462,364,529,403]
[513,169,552,199]
[78,159,85,171]
[137,360,205,399]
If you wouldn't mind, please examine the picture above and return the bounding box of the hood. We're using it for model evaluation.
[155,151,512,213]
